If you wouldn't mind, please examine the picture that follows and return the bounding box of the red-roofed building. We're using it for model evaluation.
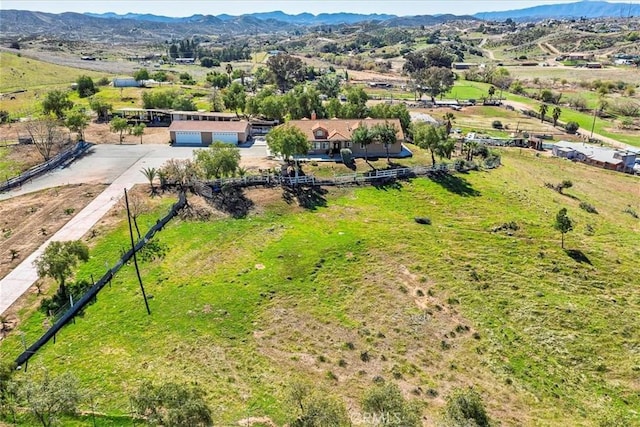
[285,118,404,157]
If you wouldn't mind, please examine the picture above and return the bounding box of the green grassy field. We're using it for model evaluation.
[0,146,25,178]
[2,149,639,426]
[501,91,640,146]
[446,79,639,146]
[0,52,110,93]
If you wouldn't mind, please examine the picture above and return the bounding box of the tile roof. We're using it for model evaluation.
[286,118,404,141]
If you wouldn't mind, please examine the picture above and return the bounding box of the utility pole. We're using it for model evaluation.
[124,189,151,315]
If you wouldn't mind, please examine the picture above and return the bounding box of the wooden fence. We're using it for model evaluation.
[14,192,187,368]
[0,141,91,193]
[197,163,453,191]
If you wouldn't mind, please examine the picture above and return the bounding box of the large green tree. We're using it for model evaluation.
[266,124,310,162]
[222,82,247,116]
[403,47,454,73]
[413,67,455,102]
[369,103,411,137]
[76,75,97,98]
[316,74,341,98]
[287,380,349,427]
[134,68,150,81]
[341,86,369,119]
[33,240,89,298]
[194,142,241,178]
[443,388,491,427]
[42,90,73,119]
[283,85,325,120]
[266,53,305,93]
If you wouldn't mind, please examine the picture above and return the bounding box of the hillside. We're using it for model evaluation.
[475,0,640,21]
[0,51,109,93]
[2,149,638,425]
[4,1,637,41]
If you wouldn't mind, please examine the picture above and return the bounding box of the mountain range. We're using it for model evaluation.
[475,0,639,21]
[82,1,640,24]
[0,1,637,40]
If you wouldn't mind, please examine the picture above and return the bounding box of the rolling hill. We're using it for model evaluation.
[2,149,638,425]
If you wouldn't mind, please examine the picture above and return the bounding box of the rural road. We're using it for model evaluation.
[0,142,268,315]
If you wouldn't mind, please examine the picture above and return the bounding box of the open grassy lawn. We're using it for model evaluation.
[2,149,639,426]
[506,65,640,86]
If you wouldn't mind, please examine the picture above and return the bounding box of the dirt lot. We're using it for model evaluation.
[0,183,107,281]
[0,121,172,147]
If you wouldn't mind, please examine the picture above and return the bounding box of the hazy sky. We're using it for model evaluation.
[2,0,637,17]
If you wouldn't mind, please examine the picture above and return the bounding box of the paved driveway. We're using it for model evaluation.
[0,143,268,314]
[0,143,268,200]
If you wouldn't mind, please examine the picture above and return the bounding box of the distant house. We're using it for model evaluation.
[112,78,141,88]
[586,62,603,69]
[552,141,637,173]
[568,53,594,61]
[284,118,404,157]
[368,81,393,88]
[169,120,250,146]
[451,63,476,70]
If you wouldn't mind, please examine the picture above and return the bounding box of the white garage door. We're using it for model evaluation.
[175,131,202,145]
[212,132,238,144]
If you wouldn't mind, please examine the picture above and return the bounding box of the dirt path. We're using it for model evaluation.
[479,38,495,61]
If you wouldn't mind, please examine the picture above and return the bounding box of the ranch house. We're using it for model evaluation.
[285,118,404,157]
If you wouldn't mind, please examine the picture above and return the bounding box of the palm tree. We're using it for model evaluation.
[538,103,549,123]
[552,106,562,127]
[442,112,455,135]
[488,86,496,100]
[141,167,158,193]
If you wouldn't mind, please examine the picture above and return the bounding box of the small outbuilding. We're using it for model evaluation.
[112,78,141,88]
[169,120,250,146]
